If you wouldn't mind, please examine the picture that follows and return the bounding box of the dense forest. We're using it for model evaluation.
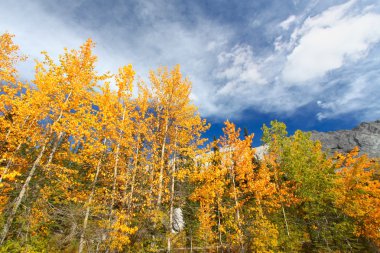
[0,33,379,252]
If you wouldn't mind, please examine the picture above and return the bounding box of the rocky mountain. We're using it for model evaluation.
[310,120,380,158]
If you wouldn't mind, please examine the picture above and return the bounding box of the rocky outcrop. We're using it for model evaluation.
[310,120,380,158]
[254,144,268,160]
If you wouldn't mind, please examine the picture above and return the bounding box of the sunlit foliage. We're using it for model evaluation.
[0,33,379,252]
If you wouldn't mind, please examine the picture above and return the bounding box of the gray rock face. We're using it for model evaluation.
[254,144,268,160]
[310,120,380,158]
[172,208,184,233]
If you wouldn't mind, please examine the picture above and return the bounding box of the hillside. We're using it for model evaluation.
[310,120,380,157]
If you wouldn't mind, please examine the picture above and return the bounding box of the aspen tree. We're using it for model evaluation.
[109,65,135,219]
[0,32,28,185]
[78,84,112,253]
[150,65,190,207]
[334,148,380,247]
[1,38,101,245]
[219,121,244,246]
[190,144,226,247]
[105,65,136,251]
[34,40,102,251]
[0,33,25,84]
[149,65,208,250]
[126,82,151,213]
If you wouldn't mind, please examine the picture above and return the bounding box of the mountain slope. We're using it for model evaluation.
[310,120,380,158]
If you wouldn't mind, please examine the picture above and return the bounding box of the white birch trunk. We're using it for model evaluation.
[157,117,168,206]
[78,138,107,253]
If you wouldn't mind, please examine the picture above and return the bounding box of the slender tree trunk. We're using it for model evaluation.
[4,115,30,142]
[228,148,242,247]
[148,162,155,208]
[281,204,290,236]
[190,233,193,253]
[273,166,290,237]
[167,129,177,252]
[167,165,175,251]
[108,106,126,223]
[127,134,140,212]
[157,117,168,206]
[0,128,63,245]
[0,142,47,245]
[78,138,107,253]
[0,91,71,245]
[167,234,171,252]
[1,130,63,242]
[323,216,331,251]
[231,175,241,224]
[168,149,176,252]
[230,173,243,249]
[217,201,223,246]
[4,128,12,141]
[108,143,120,219]
[46,132,63,166]
[103,139,121,251]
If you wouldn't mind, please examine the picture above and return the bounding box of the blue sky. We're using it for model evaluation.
[1,0,380,145]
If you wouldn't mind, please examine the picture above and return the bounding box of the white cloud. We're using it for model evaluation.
[202,44,268,117]
[0,0,233,114]
[216,44,266,95]
[316,75,380,121]
[0,0,379,122]
[209,0,380,120]
[282,1,380,83]
[279,15,296,30]
[0,0,88,79]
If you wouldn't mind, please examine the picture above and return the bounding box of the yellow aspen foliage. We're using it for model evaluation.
[0,33,25,84]
[248,213,279,252]
[149,65,208,206]
[191,146,227,246]
[108,210,138,251]
[191,121,281,250]
[1,32,379,252]
[334,147,380,246]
